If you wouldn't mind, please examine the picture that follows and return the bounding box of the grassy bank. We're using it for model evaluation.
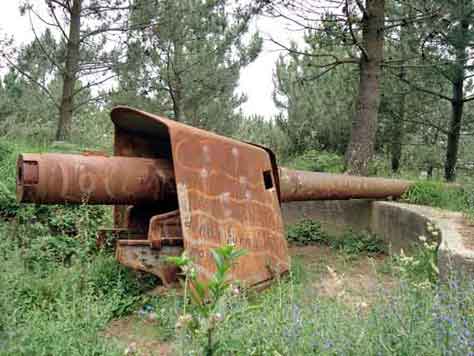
[1,139,473,355]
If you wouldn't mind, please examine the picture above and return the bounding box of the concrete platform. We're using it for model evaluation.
[281,200,474,281]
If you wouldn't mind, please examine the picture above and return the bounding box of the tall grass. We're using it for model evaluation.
[0,139,154,355]
[175,260,474,355]
[1,139,473,355]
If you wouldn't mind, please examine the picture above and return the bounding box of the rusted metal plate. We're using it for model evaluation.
[111,106,290,287]
[115,244,183,286]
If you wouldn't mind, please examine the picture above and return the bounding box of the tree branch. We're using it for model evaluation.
[354,0,368,17]
[4,57,60,109]
[345,0,369,59]
[388,70,453,102]
[269,38,358,66]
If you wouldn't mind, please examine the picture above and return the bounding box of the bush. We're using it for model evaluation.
[286,220,386,256]
[331,230,386,257]
[177,266,474,356]
[286,149,344,173]
[402,181,465,211]
[286,219,329,245]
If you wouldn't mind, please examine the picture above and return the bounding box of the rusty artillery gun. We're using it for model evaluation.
[17,107,411,288]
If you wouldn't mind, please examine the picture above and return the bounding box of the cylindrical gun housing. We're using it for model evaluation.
[17,153,175,205]
[278,167,411,202]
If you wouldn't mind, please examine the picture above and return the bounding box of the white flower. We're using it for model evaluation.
[208,313,224,328]
[124,342,137,355]
[418,235,427,242]
[175,314,193,329]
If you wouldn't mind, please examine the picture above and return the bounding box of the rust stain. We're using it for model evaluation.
[16,106,414,289]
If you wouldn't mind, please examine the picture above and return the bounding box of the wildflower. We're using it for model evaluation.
[208,313,224,328]
[355,301,368,309]
[175,313,193,330]
[147,312,158,322]
[231,284,241,296]
[432,230,439,237]
[124,342,137,355]
[324,340,333,349]
[419,235,427,242]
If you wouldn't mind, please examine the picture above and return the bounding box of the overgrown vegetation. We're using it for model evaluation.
[0,139,157,355]
[1,0,474,352]
[285,149,344,173]
[0,137,473,355]
[170,246,474,355]
[402,180,474,224]
[286,219,386,256]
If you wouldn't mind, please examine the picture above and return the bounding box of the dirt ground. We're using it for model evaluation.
[290,245,397,309]
[103,245,395,355]
[103,316,173,356]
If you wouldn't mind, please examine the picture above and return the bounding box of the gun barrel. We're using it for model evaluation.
[16,153,412,206]
[279,167,411,202]
[17,153,176,205]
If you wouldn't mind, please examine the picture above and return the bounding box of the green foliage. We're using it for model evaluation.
[286,219,329,245]
[115,0,261,136]
[402,181,466,211]
[0,137,156,354]
[169,245,246,356]
[331,230,386,257]
[393,242,439,286]
[286,219,385,256]
[273,35,357,156]
[0,238,132,355]
[286,149,344,172]
[175,260,474,356]
[233,114,291,160]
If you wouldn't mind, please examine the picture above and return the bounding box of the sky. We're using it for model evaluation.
[0,1,303,119]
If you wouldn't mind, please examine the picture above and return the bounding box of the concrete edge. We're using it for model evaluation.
[281,200,474,281]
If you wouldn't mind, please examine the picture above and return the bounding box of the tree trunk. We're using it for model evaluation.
[390,93,404,173]
[171,85,184,122]
[170,40,185,122]
[445,85,463,181]
[56,0,81,141]
[390,4,410,174]
[345,0,385,175]
[444,18,468,182]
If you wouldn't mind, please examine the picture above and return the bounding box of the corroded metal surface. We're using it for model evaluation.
[16,106,414,289]
[17,153,175,205]
[279,168,411,202]
[115,244,183,286]
[111,107,289,287]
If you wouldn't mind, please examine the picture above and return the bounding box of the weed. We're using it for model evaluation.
[286,220,386,257]
[286,219,329,245]
[168,245,246,356]
[287,149,344,173]
[402,180,466,211]
[331,230,387,257]
[385,232,440,286]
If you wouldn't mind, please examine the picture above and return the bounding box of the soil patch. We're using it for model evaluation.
[290,244,397,309]
[103,316,173,356]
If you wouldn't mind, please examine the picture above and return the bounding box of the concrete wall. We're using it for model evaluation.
[371,202,433,253]
[281,200,372,237]
[281,200,473,280]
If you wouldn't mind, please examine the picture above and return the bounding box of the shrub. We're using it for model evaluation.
[286,219,329,245]
[331,230,387,257]
[177,266,474,355]
[287,149,344,173]
[169,245,247,356]
[402,181,465,211]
